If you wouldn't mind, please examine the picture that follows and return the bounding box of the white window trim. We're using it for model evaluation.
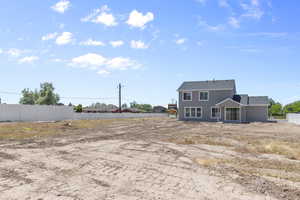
[182,91,192,101]
[184,107,202,119]
[225,107,241,122]
[199,91,209,101]
[211,107,220,119]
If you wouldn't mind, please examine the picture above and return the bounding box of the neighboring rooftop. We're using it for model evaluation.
[233,95,269,105]
[248,96,269,105]
[178,80,236,91]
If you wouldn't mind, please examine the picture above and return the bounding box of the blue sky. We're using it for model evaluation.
[0,0,299,106]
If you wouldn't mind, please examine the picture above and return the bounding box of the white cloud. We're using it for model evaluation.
[51,0,70,14]
[80,39,105,46]
[70,53,140,73]
[228,17,240,28]
[94,12,117,27]
[0,49,3,54]
[42,32,58,41]
[6,48,25,57]
[18,56,39,64]
[175,38,187,45]
[198,17,225,31]
[110,40,124,48]
[130,40,148,49]
[219,0,230,8]
[81,5,117,27]
[97,70,111,76]
[240,2,264,20]
[55,32,73,45]
[106,57,139,70]
[52,58,66,62]
[71,53,107,68]
[126,10,154,29]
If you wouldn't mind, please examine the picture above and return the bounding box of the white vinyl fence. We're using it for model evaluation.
[0,104,74,122]
[0,104,167,122]
[287,113,300,125]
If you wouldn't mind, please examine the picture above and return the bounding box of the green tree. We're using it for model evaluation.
[269,103,283,116]
[19,82,60,105]
[138,104,152,112]
[35,82,60,105]
[19,89,39,105]
[130,101,152,112]
[283,101,300,114]
[74,104,83,112]
[122,103,128,109]
[130,101,138,108]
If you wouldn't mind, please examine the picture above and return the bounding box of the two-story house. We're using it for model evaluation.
[177,80,269,123]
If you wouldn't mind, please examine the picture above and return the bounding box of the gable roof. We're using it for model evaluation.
[216,98,243,106]
[178,80,236,91]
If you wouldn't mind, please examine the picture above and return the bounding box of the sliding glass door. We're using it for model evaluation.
[225,108,240,121]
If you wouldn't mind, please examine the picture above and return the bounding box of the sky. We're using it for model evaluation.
[0,0,299,106]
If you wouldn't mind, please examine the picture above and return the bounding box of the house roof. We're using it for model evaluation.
[248,96,269,105]
[233,94,249,105]
[178,80,236,91]
[223,95,268,106]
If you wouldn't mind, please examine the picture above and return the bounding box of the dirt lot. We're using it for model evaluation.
[0,118,300,200]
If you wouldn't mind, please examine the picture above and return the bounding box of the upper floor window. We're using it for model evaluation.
[199,91,209,101]
[183,92,192,101]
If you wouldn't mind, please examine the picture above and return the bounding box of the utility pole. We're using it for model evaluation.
[118,83,122,113]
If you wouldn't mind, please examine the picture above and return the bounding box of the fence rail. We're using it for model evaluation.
[0,104,167,122]
[287,113,300,125]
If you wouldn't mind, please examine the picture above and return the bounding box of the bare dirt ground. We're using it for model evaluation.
[0,118,300,200]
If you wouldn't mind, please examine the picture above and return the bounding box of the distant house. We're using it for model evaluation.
[168,104,178,111]
[177,80,269,123]
[153,106,167,113]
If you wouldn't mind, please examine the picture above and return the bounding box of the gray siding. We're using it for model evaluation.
[246,106,268,122]
[178,89,234,121]
[241,106,247,122]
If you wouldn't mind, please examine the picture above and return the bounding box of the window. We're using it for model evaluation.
[225,108,240,121]
[196,108,202,118]
[211,107,220,119]
[199,91,209,101]
[184,107,202,118]
[185,108,191,117]
[183,92,192,101]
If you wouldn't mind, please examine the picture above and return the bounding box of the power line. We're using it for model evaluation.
[0,91,21,95]
[60,96,118,100]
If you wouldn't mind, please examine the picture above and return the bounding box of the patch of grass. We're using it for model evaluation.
[223,158,300,182]
[0,119,125,140]
[258,141,300,160]
[234,139,300,160]
[170,136,233,147]
[195,158,222,167]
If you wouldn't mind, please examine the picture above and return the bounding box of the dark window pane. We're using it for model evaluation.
[197,108,202,118]
[183,92,191,100]
[200,92,208,100]
[191,108,196,117]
